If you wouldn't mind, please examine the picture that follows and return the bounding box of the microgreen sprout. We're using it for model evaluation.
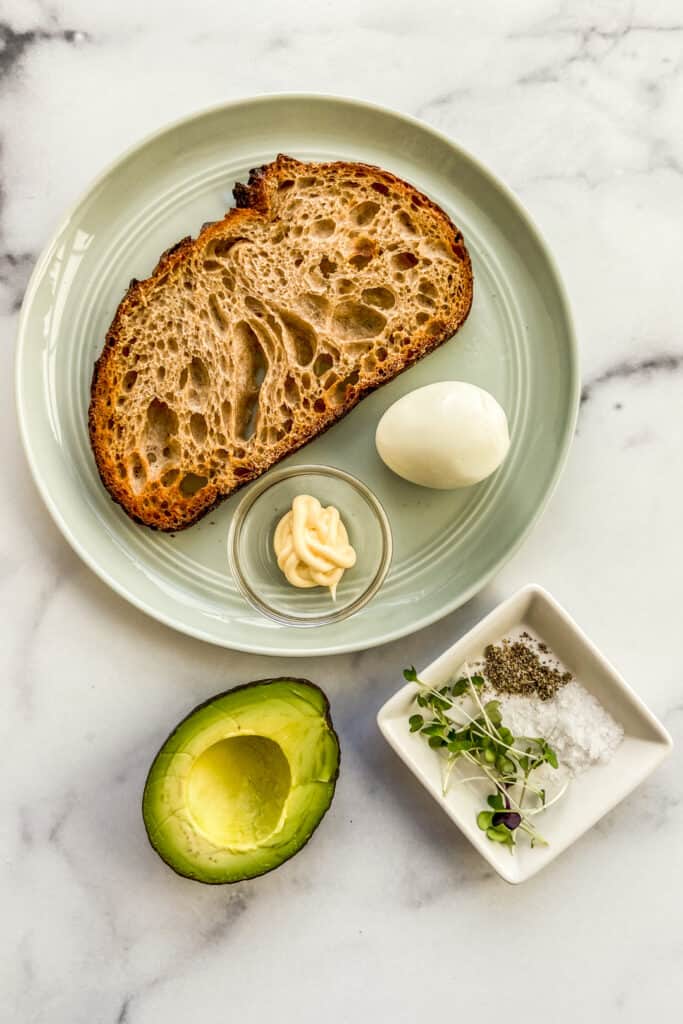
[404,665,567,850]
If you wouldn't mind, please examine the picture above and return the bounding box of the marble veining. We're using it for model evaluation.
[2,1,682,1022]
[0,21,89,81]
[581,352,683,403]
[0,250,35,312]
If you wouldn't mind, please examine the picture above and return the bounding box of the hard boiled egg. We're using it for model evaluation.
[375,381,510,489]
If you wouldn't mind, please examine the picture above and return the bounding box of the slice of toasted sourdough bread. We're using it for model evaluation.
[89,154,473,530]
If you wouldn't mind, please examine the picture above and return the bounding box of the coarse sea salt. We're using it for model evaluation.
[482,679,624,776]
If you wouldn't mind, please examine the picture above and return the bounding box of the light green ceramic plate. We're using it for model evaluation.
[16,95,579,656]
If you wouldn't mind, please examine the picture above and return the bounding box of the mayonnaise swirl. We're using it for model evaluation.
[273,494,357,599]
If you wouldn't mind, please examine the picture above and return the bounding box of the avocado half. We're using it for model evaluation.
[142,678,340,883]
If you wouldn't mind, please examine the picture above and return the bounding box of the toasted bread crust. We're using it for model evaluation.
[89,155,473,530]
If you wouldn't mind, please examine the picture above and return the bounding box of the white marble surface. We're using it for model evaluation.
[2,1,682,1020]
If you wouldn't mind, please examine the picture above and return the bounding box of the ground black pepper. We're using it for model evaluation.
[483,633,571,701]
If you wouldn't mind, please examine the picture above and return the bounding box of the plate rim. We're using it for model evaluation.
[15,92,581,656]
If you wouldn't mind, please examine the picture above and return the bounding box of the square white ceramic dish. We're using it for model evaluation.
[377,584,673,883]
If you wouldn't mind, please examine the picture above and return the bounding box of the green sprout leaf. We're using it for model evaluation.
[484,700,503,725]
[487,793,505,811]
[431,695,452,712]
[496,754,516,776]
[408,714,424,733]
[421,723,445,737]
[477,811,494,831]
[486,824,515,847]
[451,678,469,697]
[447,738,473,754]
[403,666,419,683]
[544,744,559,769]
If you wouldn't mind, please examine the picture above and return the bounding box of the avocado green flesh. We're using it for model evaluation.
[142,679,339,883]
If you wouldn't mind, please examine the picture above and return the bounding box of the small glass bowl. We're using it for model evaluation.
[227,464,393,627]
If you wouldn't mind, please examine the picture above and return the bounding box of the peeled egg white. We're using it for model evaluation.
[375,381,510,489]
